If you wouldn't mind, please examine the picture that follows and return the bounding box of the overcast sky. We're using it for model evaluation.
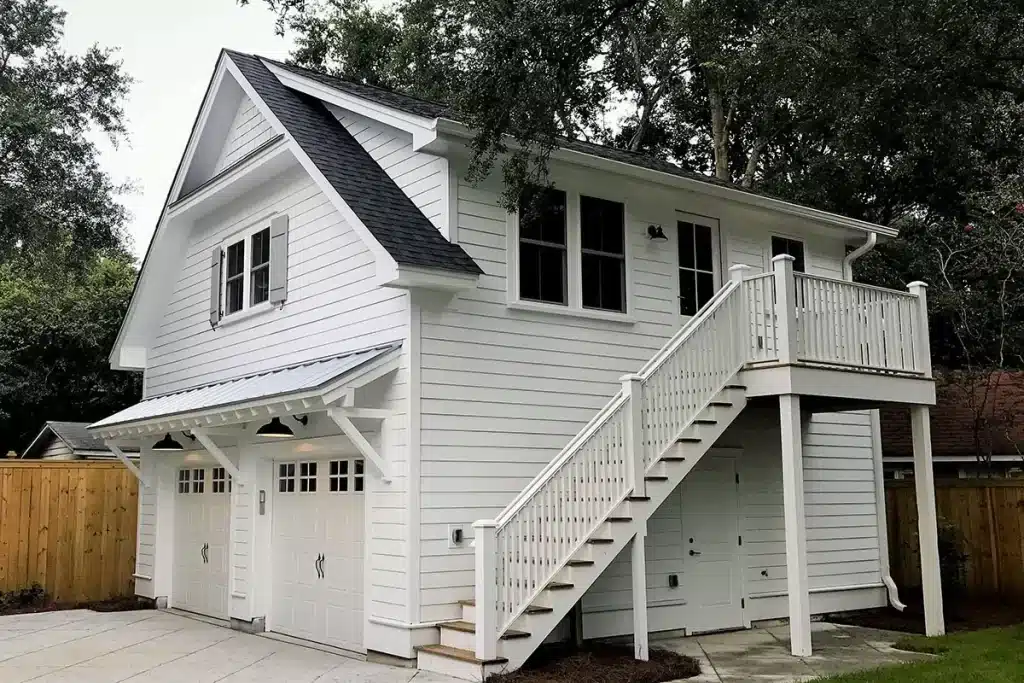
[55,0,294,258]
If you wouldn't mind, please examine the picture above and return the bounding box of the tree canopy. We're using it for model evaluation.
[250,0,1024,372]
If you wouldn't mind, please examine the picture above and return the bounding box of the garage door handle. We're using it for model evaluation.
[315,554,323,579]
[689,549,701,556]
[320,554,326,578]
[201,543,209,564]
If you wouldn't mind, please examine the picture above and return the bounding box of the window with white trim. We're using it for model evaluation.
[518,188,567,305]
[580,195,626,313]
[177,468,190,494]
[222,225,271,317]
[299,461,317,493]
[191,468,205,494]
[212,467,231,494]
[678,221,717,316]
[771,236,805,273]
[354,459,365,492]
[278,462,296,493]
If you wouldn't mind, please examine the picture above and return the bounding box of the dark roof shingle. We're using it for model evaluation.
[227,51,481,276]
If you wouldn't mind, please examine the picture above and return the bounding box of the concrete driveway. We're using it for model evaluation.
[0,609,460,683]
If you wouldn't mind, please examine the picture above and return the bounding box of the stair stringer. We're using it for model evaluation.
[416,384,748,680]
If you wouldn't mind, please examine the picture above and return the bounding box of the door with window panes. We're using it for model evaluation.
[271,457,366,652]
[172,466,230,619]
[677,215,721,317]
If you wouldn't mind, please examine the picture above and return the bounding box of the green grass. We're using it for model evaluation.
[817,624,1024,682]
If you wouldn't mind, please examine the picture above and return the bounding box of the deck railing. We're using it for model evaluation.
[471,254,930,660]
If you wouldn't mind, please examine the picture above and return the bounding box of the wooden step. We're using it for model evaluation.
[661,456,687,462]
[677,437,701,443]
[567,559,595,567]
[710,401,733,407]
[607,517,633,523]
[645,475,669,482]
[628,495,651,501]
[416,643,508,666]
[726,384,747,390]
[459,599,553,615]
[694,419,717,425]
[587,538,614,545]
[547,581,574,591]
[443,620,530,640]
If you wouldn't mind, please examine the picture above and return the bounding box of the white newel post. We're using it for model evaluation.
[779,394,812,657]
[473,520,499,660]
[907,281,932,377]
[622,374,646,498]
[631,522,649,662]
[911,405,945,636]
[773,255,798,364]
[729,263,753,283]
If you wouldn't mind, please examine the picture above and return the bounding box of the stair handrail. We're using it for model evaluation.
[492,278,741,528]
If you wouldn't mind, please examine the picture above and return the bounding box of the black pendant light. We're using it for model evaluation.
[152,433,184,451]
[257,417,294,438]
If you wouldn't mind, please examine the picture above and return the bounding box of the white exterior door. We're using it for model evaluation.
[272,457,365,653]
[680,452,744,633]
[172,466,230,619]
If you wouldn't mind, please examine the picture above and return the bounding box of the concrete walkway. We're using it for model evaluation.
[659,620,931,682]
[0,609,460,683]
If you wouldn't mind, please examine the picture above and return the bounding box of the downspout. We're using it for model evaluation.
[845,232,906,611]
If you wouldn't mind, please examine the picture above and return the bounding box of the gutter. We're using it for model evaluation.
[845,231,906,612]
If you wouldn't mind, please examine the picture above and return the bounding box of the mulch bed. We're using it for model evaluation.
[828,588,1024,634]
[487,644,700,683]
[0,595,155,618]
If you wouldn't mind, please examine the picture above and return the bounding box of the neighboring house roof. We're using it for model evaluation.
[21,422,139,459]
[226,51,482,276]
[264,58,813,204]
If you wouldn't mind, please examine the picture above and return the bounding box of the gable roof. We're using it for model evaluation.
[22,422,138,459]
[226,51,482,276]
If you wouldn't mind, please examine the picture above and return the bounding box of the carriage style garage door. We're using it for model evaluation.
[173,466,230,619]
[271,457,366,653]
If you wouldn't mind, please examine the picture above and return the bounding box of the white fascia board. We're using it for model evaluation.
[263,61,439,150]
[434,119,898,239]
[224,56,400,276]
[377,262,480,292]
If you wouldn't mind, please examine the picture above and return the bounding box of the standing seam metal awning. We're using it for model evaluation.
[89,343,401,438]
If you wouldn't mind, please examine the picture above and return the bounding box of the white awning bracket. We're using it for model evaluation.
[106,442,150,488]
[327,408,391,483]
[191,428,246,485]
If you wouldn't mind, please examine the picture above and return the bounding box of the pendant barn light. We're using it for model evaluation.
[256,417,294,438]
[152,433,184,451]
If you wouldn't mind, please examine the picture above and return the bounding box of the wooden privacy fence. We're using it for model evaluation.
[0,460,138,602]
[887,480,1024,599]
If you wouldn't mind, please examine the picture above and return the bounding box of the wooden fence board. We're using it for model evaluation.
[0,461,138,602]
[887,480,1024,599]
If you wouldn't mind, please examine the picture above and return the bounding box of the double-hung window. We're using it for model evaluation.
[678,220,717,316]
[513,188,629,317]
[771,236,805,273]
[518,188,568,305]
[223,226,271,316]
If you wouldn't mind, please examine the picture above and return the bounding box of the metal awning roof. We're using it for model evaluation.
[90,343,401,437]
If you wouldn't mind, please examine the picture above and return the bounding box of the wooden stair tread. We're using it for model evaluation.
[710,401,733,407]
[442,620,530,639]
[459,599,553,615]
[417,644,508,666]
[628,495,651,501]
[567,559,595,567]
[586,538,614,545]
[607,517,633,522]
[694,419,717,425]
[677,437,702,443]
[547,581,574,591]
[645,475,669,481]
[661,456,687,462]
[725,384,747,390]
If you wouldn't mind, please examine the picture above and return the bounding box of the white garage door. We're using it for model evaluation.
[173,466,230,619]
[272,457,365,653]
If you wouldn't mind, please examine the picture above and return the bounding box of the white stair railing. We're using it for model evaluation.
[473,273,750,659]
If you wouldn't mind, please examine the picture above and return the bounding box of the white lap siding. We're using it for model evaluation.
[415,162,883,625]
[212,95,277,175]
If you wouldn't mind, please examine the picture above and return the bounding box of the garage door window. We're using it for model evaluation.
[354,459,364,492]
[278,463,296,493]
[328,459,365,493]
[299,462,317,492]
[191,468,206,494]
[177,468,190,494]
[212,467,232,494]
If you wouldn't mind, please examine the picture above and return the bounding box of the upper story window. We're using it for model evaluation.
[518,188,568,306]
[771,236,805,273]
[678,220,717,316]
[511,188,630,320]
[580,196,626,313]
[211,215,289,327]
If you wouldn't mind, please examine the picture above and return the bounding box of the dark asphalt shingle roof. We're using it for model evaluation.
[227,51,481,276]
[261,57,759,198]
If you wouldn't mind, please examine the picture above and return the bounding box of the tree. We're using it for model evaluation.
[0,253,140,454]
[0,0,132,266]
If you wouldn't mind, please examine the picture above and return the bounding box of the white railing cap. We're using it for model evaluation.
[473,519,498,529]
[771,253,796,263]
[907,281,929,289]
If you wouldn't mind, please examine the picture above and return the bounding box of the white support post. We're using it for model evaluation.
[191,429,245,485]
[105,442,149,488]
[911,405,945,636]
[631,523,649,662]
[326,408,392,483]
[773,254,798,365]
[729,263,753,283]
[779,394,811,657]
[621,374,646,498]
[870,409,906,611]
[473,519,499,661]
[908,282,932,377]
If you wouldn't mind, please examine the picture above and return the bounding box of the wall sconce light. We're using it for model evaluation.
[647,224,668,241]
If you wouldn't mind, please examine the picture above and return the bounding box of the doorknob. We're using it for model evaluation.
[689,549,702,556]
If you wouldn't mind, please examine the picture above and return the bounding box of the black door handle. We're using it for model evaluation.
[689,549,701,556]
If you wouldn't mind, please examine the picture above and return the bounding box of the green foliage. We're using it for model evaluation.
[0,0,133,266]
[0,583,47,612]
[0,254,141,454]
